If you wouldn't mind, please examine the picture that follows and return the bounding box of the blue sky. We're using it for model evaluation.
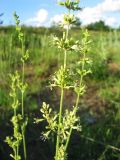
[0,0,120,27]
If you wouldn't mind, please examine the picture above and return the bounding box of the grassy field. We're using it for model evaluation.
[0,26,120,160]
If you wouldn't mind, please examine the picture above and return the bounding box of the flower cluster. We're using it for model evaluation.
[5,114,23,160]
[52,34,81,52]
[35,102,58,139]
[13,12,24,42]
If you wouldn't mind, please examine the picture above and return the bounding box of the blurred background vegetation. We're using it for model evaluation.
[0,20,120,159]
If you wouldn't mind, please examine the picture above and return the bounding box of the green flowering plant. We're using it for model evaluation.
[50,66,75,89]
[35,1,92,160]
[5,115,23,160]
[5,72,22,160]
[13,12,29,160]
[52,33,81,52]
[35,102,58,139]
[58,0,81,11]
[5,12,29,160]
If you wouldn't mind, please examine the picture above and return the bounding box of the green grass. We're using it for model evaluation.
[0,26,120,160]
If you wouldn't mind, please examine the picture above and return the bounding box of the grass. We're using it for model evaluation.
[0,5,120,159]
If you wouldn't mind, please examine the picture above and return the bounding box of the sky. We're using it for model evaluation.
[0,0,120,27]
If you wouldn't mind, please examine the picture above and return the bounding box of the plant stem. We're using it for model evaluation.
[65,46,86,151]
[64,50,67,69]
[55,36,68,159]
[65,78,82,151]
[55,7,70,160]
[17,144,19,160]
[14,96,16,117]
[55,87,64,160]
[21,41,25,116]
[21,91,24,116]
[21,40,27,160]
[23,132,27,160]
[14,148,17,160]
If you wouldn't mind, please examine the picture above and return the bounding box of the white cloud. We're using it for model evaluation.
[100,0,120,12]
[77,0,120,26]
[50,14,63,25]
[77,7,102,25]
[25,0,120,27]
[105,17,117,26]
[26,9,48,26]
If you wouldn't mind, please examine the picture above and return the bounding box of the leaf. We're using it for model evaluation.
[34,118,44,124]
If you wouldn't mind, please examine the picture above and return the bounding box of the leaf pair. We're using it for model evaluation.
[58,0,81,11]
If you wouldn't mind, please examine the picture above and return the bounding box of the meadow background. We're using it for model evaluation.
[0,0,120,159]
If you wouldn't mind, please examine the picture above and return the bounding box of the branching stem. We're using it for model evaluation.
[65,44,86,151]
